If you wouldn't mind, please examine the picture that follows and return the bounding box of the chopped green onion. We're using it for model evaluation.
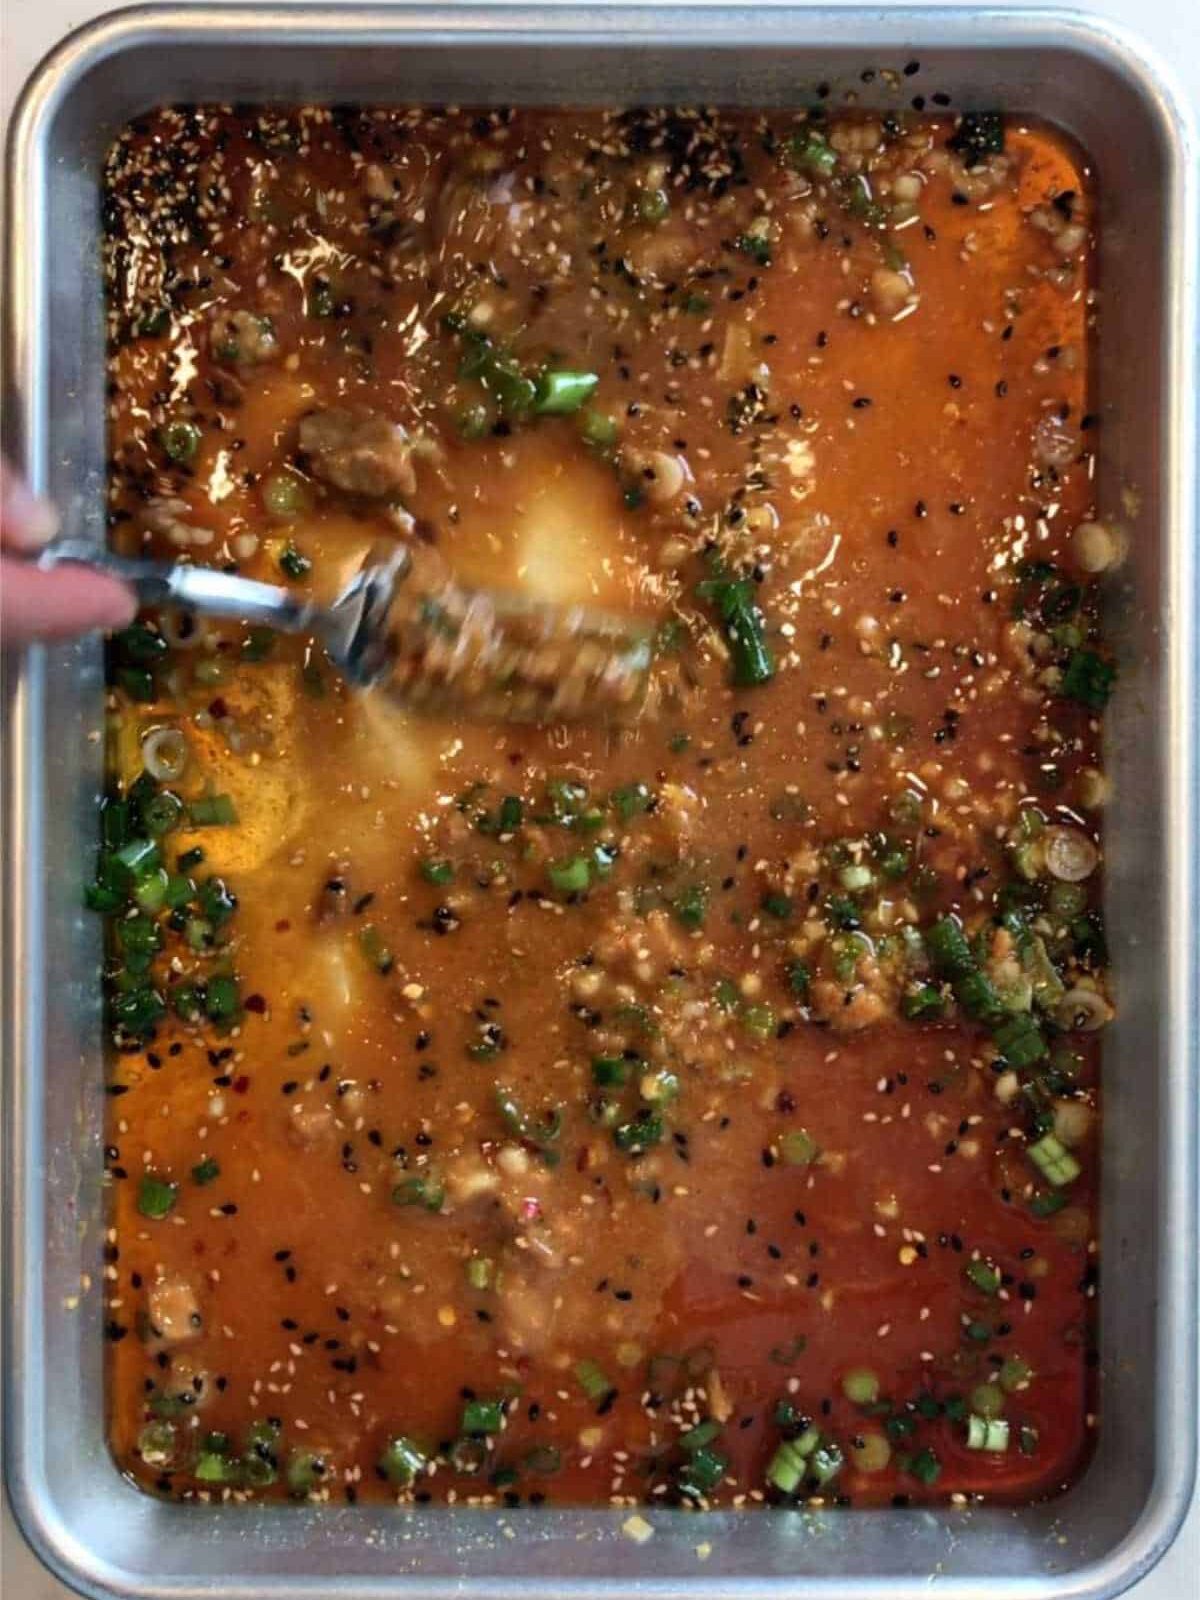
[197,876,237,925]
[574,1359,613,1402]
[902,983,946,1021]
[533,369,599,415]
[117,909,162,957]
[965,1415,1010,1452]
[240,1421,280,1486]
[824,895,862,933]
[927,916,974,980]
[671,881,709,929]
[741,1003,777,1038]
[158,420,201,463]
[954,968,1005,1024]
[696,573,775,687]
[1061,648,1116,710]
[378,1435,427,1486]
[188,793,238,828]
[613,1110,664,1154]
[137,1173,178,1220]
[359,924,394,975]
[171,982,205,1021]
[906,1446,941,1485]
[277,542,311,580]
[111,986,166,1037]
[262,472,311,520]
[611,782,654,821]
[114,621,169,666]
[195,1448,240,1484]
[838,863,873,893]
[766,1438,808,1494]
[461,1398,505,1435]
[678,1444,728,1497]
[790,129,839,178]
[142,790,186,836]
[523,1444,562,1475]
[786,961,811,1000]
[762,890,793,919]
[133,869,169,913]
[1027,1131,1081,1186]
[993,1011,1048,1068]
[736,231,772,266]
[392,1175,444,1212]
[779,1128,820,1166]
[808,1439,844,1487]
[204,974,241,1023]
[679,1418,722,1453]
[965,1258,1002,1295]
[498,794,523,831]
[465,1256,493,1291]
[841,1368,880,1405]
[970,1382,1006,1419]
[285,1449,328,1498]
[495,1088,562,1156]
[579,409,619,451]
[114,836,162,883]
[115,665,156,702]
[420,858,455,885]
[636,186,670,224]
[191,1157,220,1186]
[592,1055,634,1087]
[137,1420,178,1467]
[547,856,590,894]
[999,1356,1034,1392]
[640,1068,680,1105]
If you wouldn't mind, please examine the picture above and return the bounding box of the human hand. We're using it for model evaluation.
[2,463,136,645]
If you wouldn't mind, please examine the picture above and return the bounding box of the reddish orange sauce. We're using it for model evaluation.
[101,105,1106,1511]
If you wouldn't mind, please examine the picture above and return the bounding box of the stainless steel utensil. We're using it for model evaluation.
[39,536,409,687]
[4,9,1196,1600]
[37,538,654,721]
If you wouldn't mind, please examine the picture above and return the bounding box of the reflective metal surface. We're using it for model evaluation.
[3,7,1196,1598]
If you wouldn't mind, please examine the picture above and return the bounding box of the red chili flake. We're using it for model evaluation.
[244,993,267,1014]
[208,697,230,719]
[275,919,291,932]
[233,1074,251,1094]
[520,1197,542,1222]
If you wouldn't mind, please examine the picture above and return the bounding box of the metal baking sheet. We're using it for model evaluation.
[3,7,1196,1598]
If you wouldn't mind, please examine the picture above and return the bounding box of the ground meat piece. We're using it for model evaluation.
[810,975,892,1032]
[298,407,417,499]
[210,308,279,364]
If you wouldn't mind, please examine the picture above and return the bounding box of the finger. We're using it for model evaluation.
[0,560,136,645]
[0,462,61,551]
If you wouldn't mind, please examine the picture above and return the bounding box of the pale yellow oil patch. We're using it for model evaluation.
[285,932,361,1022]
[433,431,632,608]
[513,466,629,608]
[234,373,319,472]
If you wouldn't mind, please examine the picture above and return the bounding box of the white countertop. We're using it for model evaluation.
[2,2,1195,1596]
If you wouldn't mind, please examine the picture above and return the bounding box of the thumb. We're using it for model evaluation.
[1,558,137,645]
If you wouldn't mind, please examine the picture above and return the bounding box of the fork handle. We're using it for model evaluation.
[38,539,313,632]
